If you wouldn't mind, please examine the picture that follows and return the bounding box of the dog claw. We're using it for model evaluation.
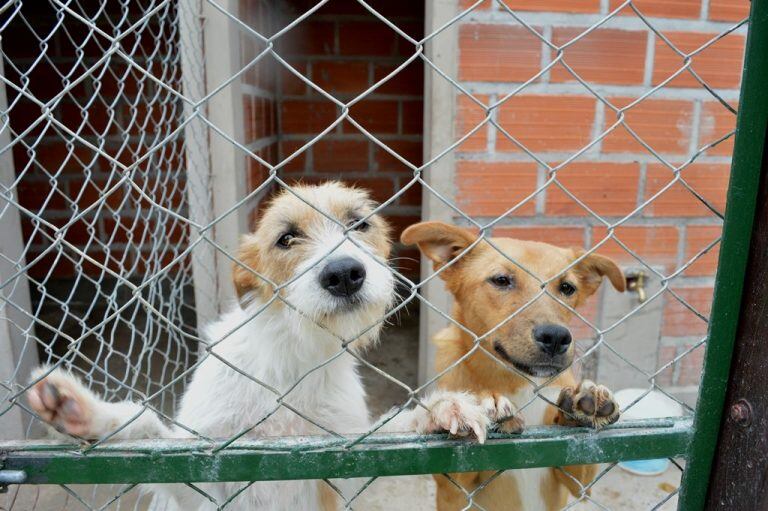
[556,380,620,429]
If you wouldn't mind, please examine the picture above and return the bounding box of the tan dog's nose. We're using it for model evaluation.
[533,324,572,356]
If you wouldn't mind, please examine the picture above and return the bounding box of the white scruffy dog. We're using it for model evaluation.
[28,183,490,510]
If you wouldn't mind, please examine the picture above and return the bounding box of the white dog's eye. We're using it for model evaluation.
[349,218,370,232]
[276,232,297,249]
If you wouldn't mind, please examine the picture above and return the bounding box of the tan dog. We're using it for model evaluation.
[402,221,626,511]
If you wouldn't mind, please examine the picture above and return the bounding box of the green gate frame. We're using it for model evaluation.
[2,1,767,508]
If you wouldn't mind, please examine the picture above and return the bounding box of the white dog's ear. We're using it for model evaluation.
[401,221,476,271]
[232,234,263,304]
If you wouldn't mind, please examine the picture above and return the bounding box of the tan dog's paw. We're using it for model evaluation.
[555,380,620,429]
[27,368,97,438]
[480,392,525,434]
[420,391,490,443]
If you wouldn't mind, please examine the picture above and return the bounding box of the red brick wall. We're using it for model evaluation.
[241,0,424,278]
[6,1,187,281]
[240,0,280,219]
[454,0,748,393]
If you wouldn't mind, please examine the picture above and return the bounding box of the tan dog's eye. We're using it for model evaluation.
[559,281,577,296]
[489,274,515,289]
[276,232,298,249]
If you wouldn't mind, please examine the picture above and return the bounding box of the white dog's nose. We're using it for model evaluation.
[319,257,366,297]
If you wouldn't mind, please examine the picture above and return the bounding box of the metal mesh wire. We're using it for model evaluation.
[0,0,746,509]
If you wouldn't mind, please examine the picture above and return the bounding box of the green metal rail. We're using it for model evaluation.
[1,419,690,485]
[1,1,766,508]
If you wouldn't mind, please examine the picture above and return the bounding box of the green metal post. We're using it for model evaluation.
[677,0,768,508]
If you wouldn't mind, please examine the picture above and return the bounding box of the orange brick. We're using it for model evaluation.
[396,178,422,206]
[402,100,423,135]
[644,164,730,217]
[461,0,600,12]
[243,96,254,144]
[278,140,307,173]
[254,98,276,140]
[459,25,542,82]
[610,0,701,19]
[372,61,423,95]
[592,225,679,265]
[276,21,335,56]
[492,226,586,248]
[709,0,750,21]
[374,140,422,172]
[247,154,269,189]
[339,22,397,56]
[313,61,369,95]
[662,287,713,337]
[457,94,489,152]
[281,101,338,134]
[684,225,722,276]
[699,101,738,157]
[551,28,647,85]
[497,95,595,153]
[460,0,492,10]
[347,177,395,204]
[346,100,399,134]
[652,31,745,89]
[602,97,694,154]
[281,62,307,95]
[314,139,369,172]
[546,162,640,217]
[456,161,538,217]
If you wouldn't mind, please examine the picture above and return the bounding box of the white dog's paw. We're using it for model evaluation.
[27,368,99,438]
[417,391,490,443]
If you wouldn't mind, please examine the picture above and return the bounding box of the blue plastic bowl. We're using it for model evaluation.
[618,458,670,476]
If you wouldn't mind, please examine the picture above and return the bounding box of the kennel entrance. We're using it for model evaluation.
[0,0,765,509]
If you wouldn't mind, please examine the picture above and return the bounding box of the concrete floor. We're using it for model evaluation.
[1,313,682,510]
[0,466,681,510]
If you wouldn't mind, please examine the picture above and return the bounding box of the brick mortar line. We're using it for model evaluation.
[451,216,725,226]
[486,93,497,152]
[459,82,741,101]
[460,12,748,33]
[589,98,606,154]
[539,26,553,83]
[281,134,422,142]
[535,163,546,215]
[280,93,424,101]
[643,30,656,87]
[700,0,711,21]
[689,99,703,154]
[455,151,733,164]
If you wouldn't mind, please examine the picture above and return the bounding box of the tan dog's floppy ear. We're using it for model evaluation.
[232,234,263,303]
[401,221,477,270]
[571,249,626,299]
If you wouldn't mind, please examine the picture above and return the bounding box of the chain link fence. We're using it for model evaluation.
[0,0,749,509]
